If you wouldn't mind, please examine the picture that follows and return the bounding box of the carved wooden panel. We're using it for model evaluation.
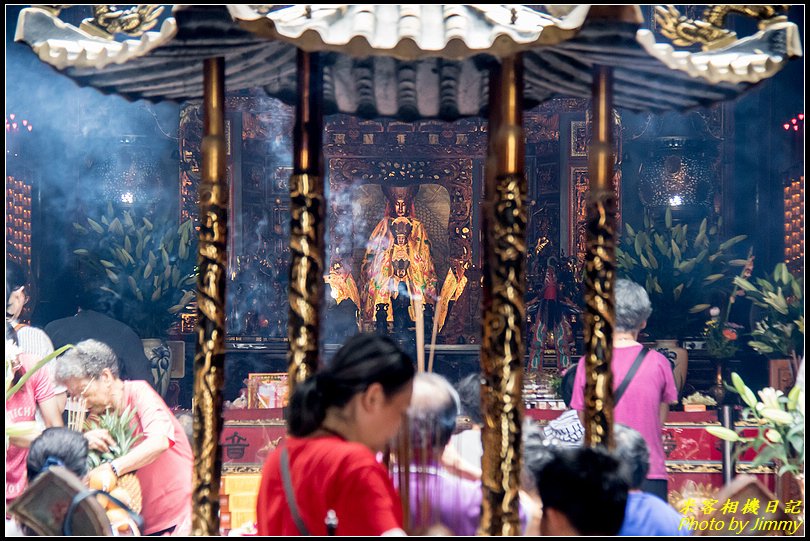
[568,167,622,262]
[768,358,794,393]
[179,97,294,338]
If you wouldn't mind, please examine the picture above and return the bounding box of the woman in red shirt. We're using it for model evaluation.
[257,334,415,536]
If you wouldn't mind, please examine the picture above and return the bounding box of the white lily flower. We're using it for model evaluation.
[706,426,741,442]
[764,429,782,443]
[760,407,793,426]
[757,387,784,410]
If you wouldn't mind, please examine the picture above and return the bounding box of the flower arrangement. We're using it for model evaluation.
[703,306,744,360]
[701,251,753,360]
[616,207,746,339]
[707,372,804,478]
[733,262,804,372]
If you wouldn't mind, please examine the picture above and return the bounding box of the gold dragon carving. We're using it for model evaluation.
[33,5,164,38]
[654,5,788,51]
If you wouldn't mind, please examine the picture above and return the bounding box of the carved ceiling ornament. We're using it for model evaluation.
[654,5,789,51]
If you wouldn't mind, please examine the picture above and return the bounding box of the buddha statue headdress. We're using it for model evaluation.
[382,185,418,217]
[391,217,414,243]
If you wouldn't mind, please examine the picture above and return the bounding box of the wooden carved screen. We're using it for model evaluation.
[567,111,622,262]
[179,96,294,338]
[178,99,610,343]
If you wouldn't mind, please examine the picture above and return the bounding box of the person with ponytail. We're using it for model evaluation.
[256,334,415,536]
[6,428,89,535]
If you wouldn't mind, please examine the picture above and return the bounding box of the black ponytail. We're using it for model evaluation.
[27,428,89,481]
[287,333,415,437]
[287,377,328,437]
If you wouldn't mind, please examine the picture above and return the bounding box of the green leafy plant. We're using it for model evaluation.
[73,203,197,338]
[707,372,804,478]
[548,374,563,399]
[733,262,804,367]
[617,208,747,339]
[702,251,753,360]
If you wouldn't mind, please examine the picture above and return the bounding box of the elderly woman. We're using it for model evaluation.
[54,339,192,536]
[614,424,689,536]
[570,278,678,500]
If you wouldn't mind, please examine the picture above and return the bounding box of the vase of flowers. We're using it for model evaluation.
[701,251,753,403]
[707,372,804,499]
[73,203,197,395]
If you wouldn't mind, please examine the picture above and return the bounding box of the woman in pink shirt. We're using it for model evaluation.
[5,322,64,507]
[54,339,192,535]
[571,278,678,501]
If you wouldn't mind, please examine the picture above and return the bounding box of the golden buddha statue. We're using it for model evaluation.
[361,185,437,328]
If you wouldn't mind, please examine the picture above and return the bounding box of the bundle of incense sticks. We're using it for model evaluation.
[414,296,424,372]
[66,396,87,432]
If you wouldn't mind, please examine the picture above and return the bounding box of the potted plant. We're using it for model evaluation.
[707,372,804,497]
[73,203,197,395]
[733,262,804,386]
[617,208,747,393]
[617,208,747,338]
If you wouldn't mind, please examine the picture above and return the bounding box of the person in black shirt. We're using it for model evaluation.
[44,285,154,388]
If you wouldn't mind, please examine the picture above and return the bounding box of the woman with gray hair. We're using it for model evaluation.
[614,424,688,536]
[570,278,678,501]
[54,339,192,536]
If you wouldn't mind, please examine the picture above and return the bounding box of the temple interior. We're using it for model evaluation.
[5,4,805,536]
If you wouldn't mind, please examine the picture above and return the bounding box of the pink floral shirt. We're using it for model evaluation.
[6,352,56,505]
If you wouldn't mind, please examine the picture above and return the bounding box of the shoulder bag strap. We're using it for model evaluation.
[280,445,311,536]
[614,347,649,405]
[63,489,144,535]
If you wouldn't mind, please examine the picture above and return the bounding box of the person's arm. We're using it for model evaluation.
[441,442,482,481]
[97,381,175,475]
[52,391,68,417]
[87,432,170,487]
[110,433,171,476]
[38,395,64,427]
[520,489,543,537]
[29,355,62,427]
[659,355,678,425]
[84,428,116,452]
[569,362,587,427]
[659,402,671,425]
